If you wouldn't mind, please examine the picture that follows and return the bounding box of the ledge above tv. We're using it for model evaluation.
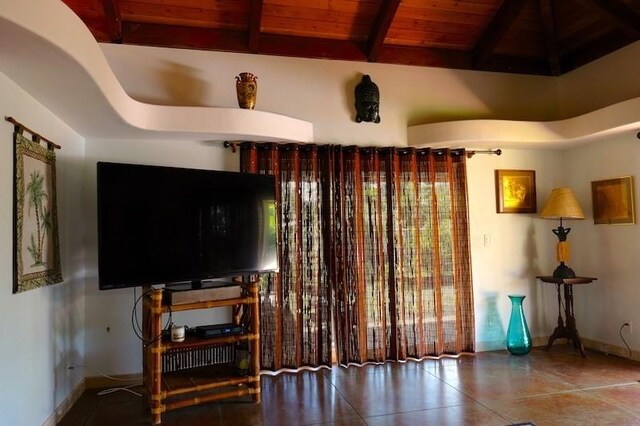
[0,0,314,143]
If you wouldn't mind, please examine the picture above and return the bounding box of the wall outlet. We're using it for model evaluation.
[623,321,633,335]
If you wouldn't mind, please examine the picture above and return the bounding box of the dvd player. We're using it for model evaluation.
[195,323,244,339]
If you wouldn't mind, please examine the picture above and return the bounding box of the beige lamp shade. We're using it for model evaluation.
[540,188,585,219]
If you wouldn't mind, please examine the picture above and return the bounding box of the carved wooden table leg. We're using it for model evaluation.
[564,284,587,357]
[537,276,596,358]
[546,284,566,350]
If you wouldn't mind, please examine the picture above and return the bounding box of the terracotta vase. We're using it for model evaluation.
[235,72,258,109]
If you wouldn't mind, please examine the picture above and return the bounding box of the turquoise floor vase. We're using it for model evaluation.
[506,294,532,355]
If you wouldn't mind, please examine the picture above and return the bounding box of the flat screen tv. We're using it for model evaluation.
[97,162,278,290]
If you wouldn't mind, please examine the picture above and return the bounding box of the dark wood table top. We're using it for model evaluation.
[536,276,597,285]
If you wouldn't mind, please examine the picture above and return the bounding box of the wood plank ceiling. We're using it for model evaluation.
[62,0,640,76]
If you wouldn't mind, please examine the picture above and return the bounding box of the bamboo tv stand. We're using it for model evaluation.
[142,280,261,424]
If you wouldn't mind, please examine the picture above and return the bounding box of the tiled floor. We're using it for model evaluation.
[60,345,640,425]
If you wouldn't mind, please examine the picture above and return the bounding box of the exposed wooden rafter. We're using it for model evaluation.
[62,0,640,76]
[101,0,122,43]
[376,45,470,69]
[472,0,529,68]
[248,0,263,53]
[575,0,640,39]
[123,23,249,53]
[366,0,401,62]
[538,0,561,75]
[259,34,366,62]
[562,30,633,71]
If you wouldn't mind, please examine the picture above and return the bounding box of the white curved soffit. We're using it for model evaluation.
[0,0,313,142]
[409,96,640,149]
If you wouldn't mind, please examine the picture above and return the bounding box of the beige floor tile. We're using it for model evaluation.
[59,347,640,425]
[363,403,509,426]
[484,391,640,426]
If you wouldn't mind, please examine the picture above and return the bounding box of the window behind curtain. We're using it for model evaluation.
[241,143,474,370]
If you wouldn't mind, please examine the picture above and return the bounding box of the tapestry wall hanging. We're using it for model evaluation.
[12,121,62,293]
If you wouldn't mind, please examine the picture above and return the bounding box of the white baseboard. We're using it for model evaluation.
[582,337,639,361]
[42,373,142,425]
[42,379,85,426]
[477,336,637,361]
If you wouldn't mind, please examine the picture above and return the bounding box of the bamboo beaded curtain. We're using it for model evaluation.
[241,143,474,370]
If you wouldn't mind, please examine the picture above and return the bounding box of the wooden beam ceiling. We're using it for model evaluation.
[63,0,640,76]
[472,0,529,68]
[576,0,640,39]
[366,0,401,62]
[248,0,263,53]
[101,0,122,42]
[538,0,561,75]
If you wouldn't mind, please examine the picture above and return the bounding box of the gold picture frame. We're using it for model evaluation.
[495,169,537,214]
[591,176,635,225]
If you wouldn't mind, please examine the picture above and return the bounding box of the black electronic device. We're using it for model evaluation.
[195,323,244,339]
[97,162,278,290]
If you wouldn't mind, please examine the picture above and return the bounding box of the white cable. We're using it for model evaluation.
[97,384,143,397]
[69,365,144,398]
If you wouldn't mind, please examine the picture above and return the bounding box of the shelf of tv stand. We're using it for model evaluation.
[161,332,258,351]
[161,295,256,313]
[142,281,261,425]
[162,363,257,396]
[161,363,259,414]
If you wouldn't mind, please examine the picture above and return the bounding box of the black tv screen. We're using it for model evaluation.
[97,162,278,290]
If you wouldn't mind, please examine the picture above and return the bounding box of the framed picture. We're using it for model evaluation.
[591,176,635,225]
[495,170,537,214]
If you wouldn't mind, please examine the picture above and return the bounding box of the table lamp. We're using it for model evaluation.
[540,188,585,278]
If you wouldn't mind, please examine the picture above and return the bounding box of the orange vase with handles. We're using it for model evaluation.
[235,72,258,109]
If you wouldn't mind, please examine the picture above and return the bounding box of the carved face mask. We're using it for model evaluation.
[355,75,381,123]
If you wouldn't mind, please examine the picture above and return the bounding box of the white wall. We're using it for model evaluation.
[0,71,85,425]
[469,137,640,355]
[564,133,640,353]
[100,44,561,146]
[467,149,564,350]
[559,41,640,119]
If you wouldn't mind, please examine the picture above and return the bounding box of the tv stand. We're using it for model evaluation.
[142,280,261,424]
[164,279,237,292]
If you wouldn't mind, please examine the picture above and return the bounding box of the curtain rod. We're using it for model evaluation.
[223,141,238,152]
[4,116,62,150]
[223,142,501,158]
[466,149,501,158]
